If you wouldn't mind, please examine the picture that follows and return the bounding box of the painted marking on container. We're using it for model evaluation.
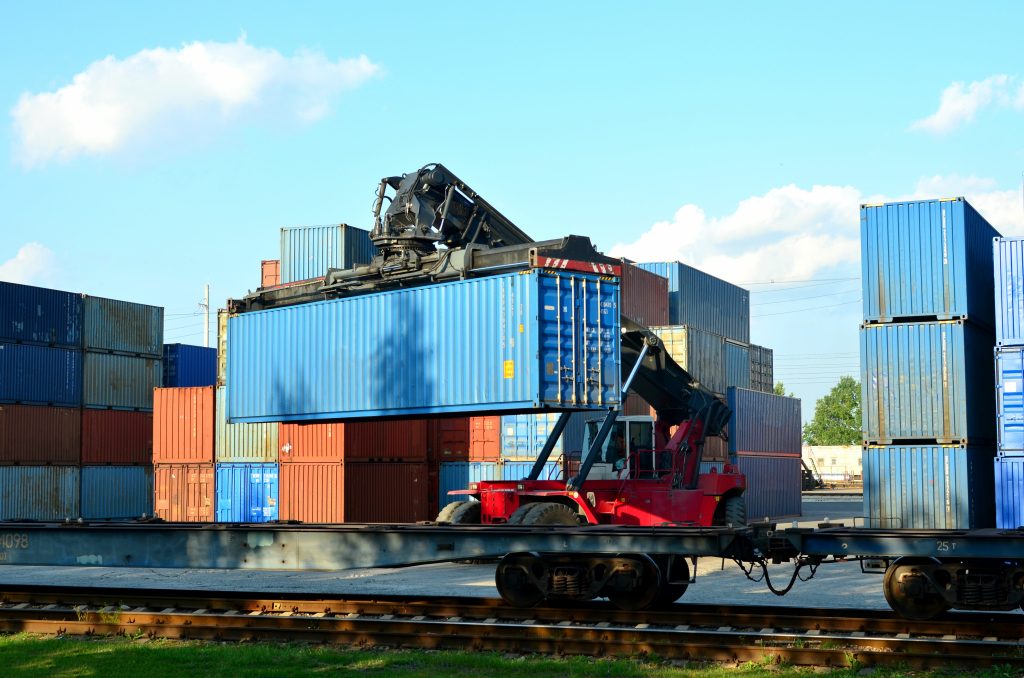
[503,360,515,379]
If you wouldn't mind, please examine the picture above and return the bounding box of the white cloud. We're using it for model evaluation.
[0,243,57,285]
[910,74,1024,134]
[610,176,1024,284]
[11,37,381,166]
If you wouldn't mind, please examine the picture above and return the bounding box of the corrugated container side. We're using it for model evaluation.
[83,353,161,411]
[749,344,774,393]
[996,346,1024,453]
[163,344,216,388]
[469,416,501,461]
[860,320,995,444]
[736,454,802,519]
[215,387,278,462]
[620,261,669,327]
[280,224,377,284]
[863,445,995,529]
[279,422,345,463]
[81,410,152,465]
[438,461,499,510]
[727,388,801,455]
[724,341,751,391]
[81,466,153,519]
[82,296,163,357]
[650,325,725,395]
[638,262,750,343]
[344,462,429,523]
[0,282,82,348]
[862,198,999,326]
[429,417,470,461]
[561,412,588,456]
[500,413,564,459]
[0,343,82,406]
[343,420,428,461]
[152,387,215,464]
[501,460,562,481]
[995,457,1024,528]
[0,465,80,520]
[278,462,345,523]
[153,463,214,522]
[215,463,279,523]
[622,393,651,416]
[0,405,80,464]
[216,309,228,387]
[227,271,621,422]
[261,260,280,288]
[995,237,1024,346]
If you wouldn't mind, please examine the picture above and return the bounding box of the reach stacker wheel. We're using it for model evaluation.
[436,501,481,525]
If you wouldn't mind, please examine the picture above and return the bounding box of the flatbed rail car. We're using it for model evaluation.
[1,521,1023,620]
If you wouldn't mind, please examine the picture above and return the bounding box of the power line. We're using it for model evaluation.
[741,276,859,286]
[752,297,861,318]
[752,286,861,306]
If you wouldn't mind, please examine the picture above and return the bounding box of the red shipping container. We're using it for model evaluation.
[0,404,80,464]
[469,416,500,461]
[261,260,280,288]
[428,417,470,461]
[153,387,215,464]
[154,463,214,522]
[81,409,153,465]
[279,462,345,523]
[621,260,669,327]
[345,462,429,523]
[279,419,428,462]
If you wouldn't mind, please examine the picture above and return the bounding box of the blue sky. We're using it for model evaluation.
[2,2,1023,419]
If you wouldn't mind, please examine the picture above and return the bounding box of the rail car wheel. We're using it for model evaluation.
[436,501,481,524]
[606,554,662,611]
[651,555,690,607]
[495,552,545,608]
[883,557,950,620]
[519,502,580,526]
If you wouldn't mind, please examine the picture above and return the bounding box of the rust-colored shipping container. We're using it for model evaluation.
[81,409,153,465]
[0,404,80,464]
[621,260,669,327]
[153,463,214,522]
[428,417,470,461]
[344,462,429,523]
[278,419,428,462]
[622,393,651,417]
[261,260,280,288]
[278,462,345,523]
[469,416,501,461]
[153,387,215,464]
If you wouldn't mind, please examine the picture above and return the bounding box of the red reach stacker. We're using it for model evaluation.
[437,325,748,610]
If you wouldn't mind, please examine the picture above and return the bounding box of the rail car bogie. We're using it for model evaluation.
[882,556,1024,620]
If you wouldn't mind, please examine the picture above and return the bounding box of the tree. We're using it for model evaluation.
[802,376,861,446]
[773,382,795,397]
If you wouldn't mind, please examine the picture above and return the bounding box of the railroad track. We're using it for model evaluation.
[1,586,1022,669]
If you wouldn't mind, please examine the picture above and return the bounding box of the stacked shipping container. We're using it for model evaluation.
[993,237,1024,527]
[860,198,999,529]
[0,282,161,520]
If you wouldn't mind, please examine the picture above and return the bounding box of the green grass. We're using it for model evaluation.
[0,633,1015,677]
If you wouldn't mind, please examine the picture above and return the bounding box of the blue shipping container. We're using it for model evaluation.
[0,342,82,406]
[995,346,1024,454]
[81,466,153,520]
[737,454,802,519]
[994,237,1024,346]
[863,445,995,529]
[727,388,802,456]
[638,262,749,343]
[724,341,751,391]
[0,466,80,521]
[83,353,161,411]
[215,463,279,522]
[83,296,164,357]
[500,413,564,459]
[438,461,498,511]
[860,320,995,444]
[501,460,562,481]
[861,198,1000,326]
[995,457,1024,528]
[0,282,82,348]
[280,224,377,284]
[228,270,621,422]
[163,343,217,387]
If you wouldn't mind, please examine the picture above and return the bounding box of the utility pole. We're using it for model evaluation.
[201,284,210,348]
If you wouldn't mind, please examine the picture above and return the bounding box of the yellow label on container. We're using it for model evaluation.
[503,360,515,379]
[519,323,524,333]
